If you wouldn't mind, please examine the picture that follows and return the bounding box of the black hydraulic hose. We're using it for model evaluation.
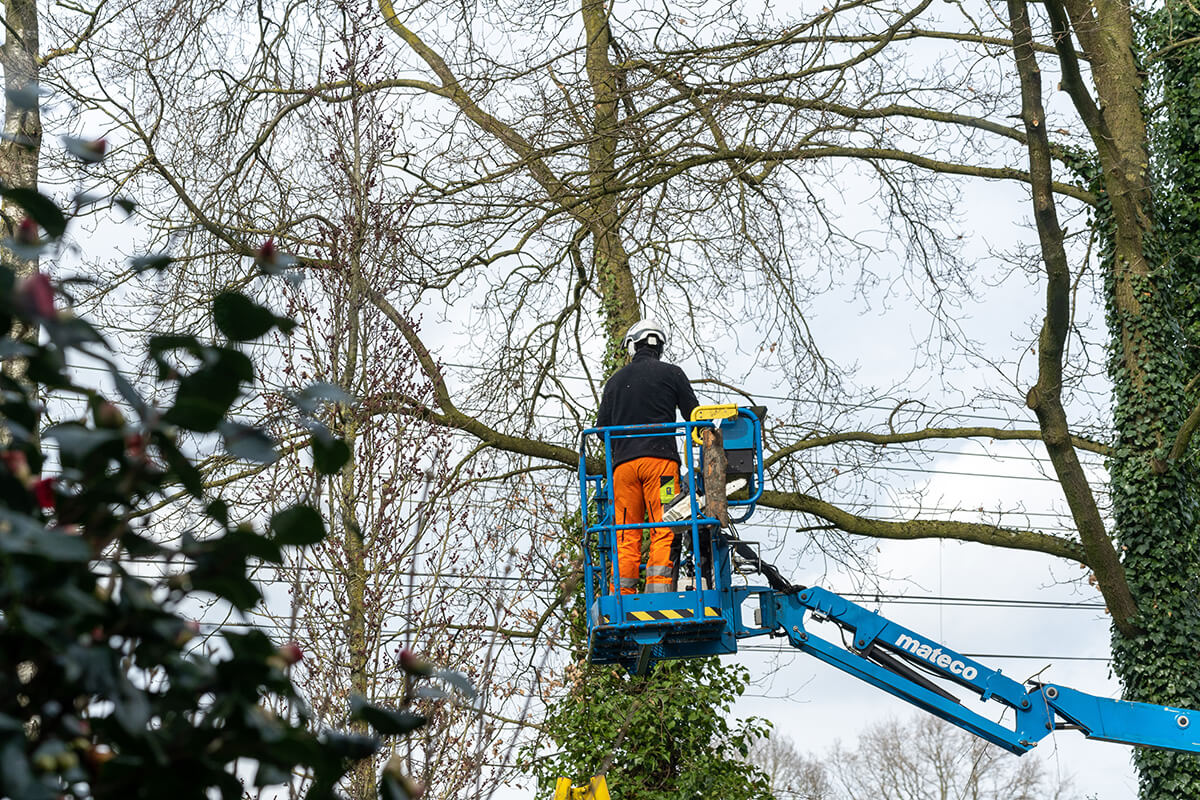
[863,644,961,704]
[716,527,805,594]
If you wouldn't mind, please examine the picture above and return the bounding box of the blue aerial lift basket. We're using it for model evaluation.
[578,405,1200,757]
[578,406,765,675]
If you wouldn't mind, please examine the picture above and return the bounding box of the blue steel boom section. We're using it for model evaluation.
[578,408,1200,756]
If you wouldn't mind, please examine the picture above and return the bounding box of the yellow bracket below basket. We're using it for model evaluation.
[553,776,610,800]
[690,403,738,445]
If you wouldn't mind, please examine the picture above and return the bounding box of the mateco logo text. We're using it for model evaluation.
[894,634,979,680]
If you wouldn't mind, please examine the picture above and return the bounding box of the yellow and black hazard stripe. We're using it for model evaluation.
[601,607,722,624]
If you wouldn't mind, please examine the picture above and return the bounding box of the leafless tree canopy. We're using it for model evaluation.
[750,717,1076,800]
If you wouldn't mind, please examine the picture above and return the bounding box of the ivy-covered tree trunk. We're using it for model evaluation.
[1114,3,1200,797]
[1103,222,1200,800]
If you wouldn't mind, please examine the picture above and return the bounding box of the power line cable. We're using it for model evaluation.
[121,559,1108,608]
[192,617,1112,664]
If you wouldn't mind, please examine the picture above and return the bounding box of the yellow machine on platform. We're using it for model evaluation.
[553,776,610,800]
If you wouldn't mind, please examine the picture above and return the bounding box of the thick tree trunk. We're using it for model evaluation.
[582,0,639,372]
[335,309,371,797]
[1043,0,1200,795]
[1103,193,1200,800]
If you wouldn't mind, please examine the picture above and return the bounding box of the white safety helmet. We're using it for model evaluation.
[622,318,667,357]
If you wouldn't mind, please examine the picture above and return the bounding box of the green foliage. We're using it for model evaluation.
[213,290,298,342]
[0,183,445,798]
[524,516,773,800]
[531,658,773,800]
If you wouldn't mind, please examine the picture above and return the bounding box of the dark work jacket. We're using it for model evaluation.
[596,349,700,467]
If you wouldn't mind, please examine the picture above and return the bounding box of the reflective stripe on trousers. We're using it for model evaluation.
[613,457,679,594]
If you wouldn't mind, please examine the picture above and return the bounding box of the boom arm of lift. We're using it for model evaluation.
[755,585,1200,754]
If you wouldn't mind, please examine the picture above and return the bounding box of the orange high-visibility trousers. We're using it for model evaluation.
[612,457,680,594]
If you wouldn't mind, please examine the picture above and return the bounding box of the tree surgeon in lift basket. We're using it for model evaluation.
[597,320,699,594]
